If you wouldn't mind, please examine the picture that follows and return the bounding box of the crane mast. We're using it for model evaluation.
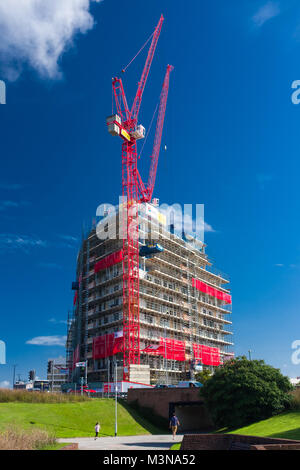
[107,15,173,380]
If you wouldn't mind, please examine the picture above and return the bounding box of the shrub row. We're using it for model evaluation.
[0,426,56,450]
[0,388,91,403]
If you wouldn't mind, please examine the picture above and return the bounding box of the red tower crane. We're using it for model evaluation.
[106,14,173,380]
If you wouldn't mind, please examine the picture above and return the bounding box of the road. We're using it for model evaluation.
[58,434,183,450]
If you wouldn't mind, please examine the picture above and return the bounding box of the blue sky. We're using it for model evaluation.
[0,0,300,387]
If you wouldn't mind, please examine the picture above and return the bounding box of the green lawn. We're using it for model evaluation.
[228,411,300,441]
[0,398,163,438]
[170,443,181,450]
[169,411,300,450]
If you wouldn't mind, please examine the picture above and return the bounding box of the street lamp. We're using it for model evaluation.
[12,364,17,388]
[114,359,119,437]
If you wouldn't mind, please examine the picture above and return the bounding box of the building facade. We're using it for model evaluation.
[67,202,233,385]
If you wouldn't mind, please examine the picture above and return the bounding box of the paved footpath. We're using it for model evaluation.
[58,434,183,450]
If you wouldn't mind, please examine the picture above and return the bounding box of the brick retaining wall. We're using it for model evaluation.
[181,434,300,450]
[127,388,213,430]
[59,443,78,450]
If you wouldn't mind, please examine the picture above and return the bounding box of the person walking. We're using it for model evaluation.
[169,412,180,440]
[94,422,100,440]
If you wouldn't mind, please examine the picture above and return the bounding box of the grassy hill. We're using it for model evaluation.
[172,410,300,450]
[0,398,164,438]
[228,411,300,441]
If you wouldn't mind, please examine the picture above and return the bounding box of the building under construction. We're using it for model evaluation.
[65,15,233,388]
[66,202,233,386]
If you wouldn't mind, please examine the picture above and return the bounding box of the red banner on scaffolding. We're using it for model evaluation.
[192,343,220,366]
[142,338,186,361]
[94,250,123,273]
[192,278,232,304]
[161,338,186,361]
[142,344,165,355]
[92,332,123,359]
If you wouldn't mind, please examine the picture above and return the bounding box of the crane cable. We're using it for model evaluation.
[138,100,159,160]
[122,30,155,73]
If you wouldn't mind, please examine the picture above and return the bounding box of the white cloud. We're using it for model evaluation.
[58,235,78,242]
[26,335,67,346]
[0,380,10,389]
[54,234,78,249]
[0,233,79,254]
[274,263,298,268]
[0,234,47,253]
[0,0,103,81]
[0,200,30,211]
[49,318,68,325]
[57,234,78,246]
[48,355,66,363]
[159,203,216,243]
[252,2,280,27]
[203,222,215,233]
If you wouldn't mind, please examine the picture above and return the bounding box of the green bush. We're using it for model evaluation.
[195,368,212,384]
[201,356,293,429]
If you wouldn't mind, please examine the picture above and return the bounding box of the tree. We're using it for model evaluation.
[195,368,212,384]
[200,356,293,429]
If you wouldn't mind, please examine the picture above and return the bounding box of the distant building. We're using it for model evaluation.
[47,357,68,392]
[32,379,50,392]
[13,381,33,391]
[290,377,300,388]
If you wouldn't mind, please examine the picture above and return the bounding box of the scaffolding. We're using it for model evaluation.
[67,204,234,385]
[84,237,90,370]
[66,309,74,382]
